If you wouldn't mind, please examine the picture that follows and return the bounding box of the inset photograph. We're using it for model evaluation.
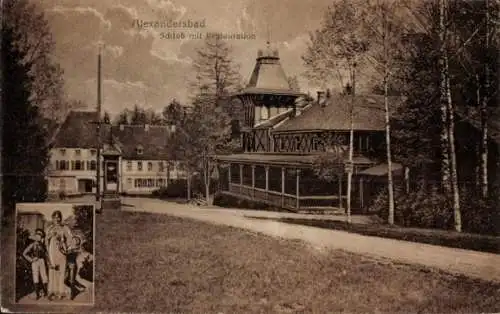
[15,203,95,306]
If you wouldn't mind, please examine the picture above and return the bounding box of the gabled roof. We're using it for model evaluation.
[52,110,174,160]
[254,109,295,129]
[105,125,172,160]
[274,94,405,133]
[51,110,99,148]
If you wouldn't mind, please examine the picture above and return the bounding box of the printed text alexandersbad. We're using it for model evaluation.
[133,19,206,29]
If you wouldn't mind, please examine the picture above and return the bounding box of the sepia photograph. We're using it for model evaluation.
[1,0,499,312]
[15,203,94,306]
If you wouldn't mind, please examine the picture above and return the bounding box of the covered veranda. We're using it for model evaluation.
[214,153,376,212]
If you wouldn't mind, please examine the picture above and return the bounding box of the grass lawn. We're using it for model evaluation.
[3,209,500,313]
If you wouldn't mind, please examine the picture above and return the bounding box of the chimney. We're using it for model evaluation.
[119,124,124,131]
[317,91,325,106]
[144,124,150,131]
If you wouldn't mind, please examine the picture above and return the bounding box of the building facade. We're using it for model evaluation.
[214,44,404,213]
[48,110,181,196]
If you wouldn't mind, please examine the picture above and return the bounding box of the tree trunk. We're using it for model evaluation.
[187,170,191,200]
[384,75,395,225]
[481,0,490,199]
[404,167,410,194]
[439,0,452,196]
[347,96,354,224]
[440,0,461,232]
[445,56,462,232]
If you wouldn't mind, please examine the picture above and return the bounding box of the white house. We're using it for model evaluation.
[48,110,183,196]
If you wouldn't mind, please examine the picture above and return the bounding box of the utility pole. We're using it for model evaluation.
[95,46,102,210]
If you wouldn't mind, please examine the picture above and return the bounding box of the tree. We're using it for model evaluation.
[361,0,407,225]
[2,3,51,212]
[303,0,370,223]
[113,110,129,125]
[287,76,301,92]
[162,99,184,125]
[191,37,242,118]
[302,0,370,91]
[103,111,111,124]
[6,0,66,122]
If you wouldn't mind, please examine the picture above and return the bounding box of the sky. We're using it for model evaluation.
[38,0,347,117]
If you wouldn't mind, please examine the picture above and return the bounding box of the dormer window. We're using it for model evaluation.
[136,145,143,155]
[90,149,97,156]
[75,149,81,156]
[60,149,66,156]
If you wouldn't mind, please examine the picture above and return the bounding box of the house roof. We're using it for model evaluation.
[104,125,172,160]
[236,46,304,97]
[274,94,405,133]
[52,110,174,160]
[214,153,375,167]
[254,109,296,129]
[51,110,99,148]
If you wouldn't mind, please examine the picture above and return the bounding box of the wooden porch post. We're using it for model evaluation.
[228,163,232,187]
[296,169,300,209]
[265,166,269,191]
[359,176,364,211]
[251,165,255,198]
[239,164,243,185]
[338,174,343,210]
[281,167,285,207]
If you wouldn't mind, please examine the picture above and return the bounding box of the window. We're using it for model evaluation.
[75,149,81,156]
[136,145,143,155]
[156,178,165,187]
[71,161,76,170]
[147,162,153,171]
[127,178,132,185]
[126,161,132,171]
[137,161,143,171]
[60,149,66,156]
[158,162,164,172]
[90,160,97,170]
[90,149,97,156]
[75,160,83,170]
[58,160,69,170]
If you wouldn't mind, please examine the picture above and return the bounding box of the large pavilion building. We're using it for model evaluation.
[214,44,404,213]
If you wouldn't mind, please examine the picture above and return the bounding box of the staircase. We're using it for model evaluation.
[101,192,121,209]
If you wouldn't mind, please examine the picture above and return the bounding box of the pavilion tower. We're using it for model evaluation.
[235,42,303,129]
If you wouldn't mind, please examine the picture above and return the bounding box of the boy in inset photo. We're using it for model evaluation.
[64,235,86,300]
[22,228,49,300]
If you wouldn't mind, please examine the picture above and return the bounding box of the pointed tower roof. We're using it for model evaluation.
[236,43,304,97]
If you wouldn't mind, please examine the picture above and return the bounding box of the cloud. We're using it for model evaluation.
[48,6,111,29]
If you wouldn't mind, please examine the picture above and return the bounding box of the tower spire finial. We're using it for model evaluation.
[266,21,271,47]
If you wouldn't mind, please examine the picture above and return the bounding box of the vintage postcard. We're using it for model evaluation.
[15,203,95,307]
[2,0,499,313]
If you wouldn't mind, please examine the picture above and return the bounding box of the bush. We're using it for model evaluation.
[213,192,291,212]
[460,189,499,236]
[371,184,453,230]
[371,183,499,235]
[152,177,220,199]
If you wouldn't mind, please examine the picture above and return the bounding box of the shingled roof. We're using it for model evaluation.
[52,110,174,160]
[105,125,172,160]
[274,94,405,133]
[51,110,99,148]
[236,45,304,97]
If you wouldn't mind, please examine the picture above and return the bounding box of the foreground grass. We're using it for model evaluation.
[94,210,500,313]
[3,209,500,313]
